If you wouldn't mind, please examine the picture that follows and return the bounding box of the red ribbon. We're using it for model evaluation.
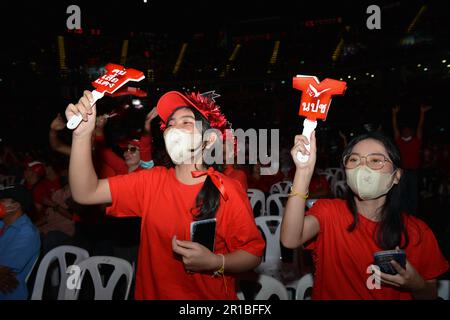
[191,167,229,201]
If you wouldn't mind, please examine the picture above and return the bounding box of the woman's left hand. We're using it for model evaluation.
[172,236,221,273]
[378,259,426,292]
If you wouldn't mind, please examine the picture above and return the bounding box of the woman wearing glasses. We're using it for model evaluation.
[281,131,448,299]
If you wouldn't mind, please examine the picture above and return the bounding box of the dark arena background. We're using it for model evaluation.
[0,0,449,309]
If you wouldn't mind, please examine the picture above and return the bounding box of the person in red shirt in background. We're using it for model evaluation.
[247,162,284,194]
[95,107,157,177]
[222,132,248,192]
[94,108,157,273]
[64,90,265,300]
[281,131,448,300]
[48,113,112,255]
[392,104,432,216]
[223,165,248,192]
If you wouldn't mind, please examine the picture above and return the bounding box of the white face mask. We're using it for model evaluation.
[164,128,203,165]
[346,166,396,200]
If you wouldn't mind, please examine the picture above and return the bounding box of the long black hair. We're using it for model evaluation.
[167,107,223,221]
[342,131,410,249]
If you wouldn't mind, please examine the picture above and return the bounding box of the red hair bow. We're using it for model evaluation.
[191,167,228,201]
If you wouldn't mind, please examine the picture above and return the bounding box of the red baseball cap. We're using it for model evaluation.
[156,91,230,135]
[27,161,46,178]
[156,91,208,124]
[118,139,141,149]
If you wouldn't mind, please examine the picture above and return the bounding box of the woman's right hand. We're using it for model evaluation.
[291,131,317,179]
[65,90,97,137]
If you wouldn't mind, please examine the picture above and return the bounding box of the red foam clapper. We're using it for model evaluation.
[67,63,145,129]
[293,75,347,162]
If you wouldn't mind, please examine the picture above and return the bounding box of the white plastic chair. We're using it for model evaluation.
[333,180,348,199]
[64,256,133,300]
[269,181,292,195]
[325,167,344,180]
[323,167,345,191]
[254,216,282,278]
[438,280,450,300]
[237,274,289,300]
[255,216,302,298]
[295,273,314,300]
[322,172,335,186]
[31,245,89,300]
[247,188,266,217]
[265,193,288,216]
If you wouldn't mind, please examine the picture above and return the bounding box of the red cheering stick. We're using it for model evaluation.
[67,63,145,129]
[293,75,347,163]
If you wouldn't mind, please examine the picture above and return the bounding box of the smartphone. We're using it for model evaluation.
[373,249,406,275]
[190,218,216,252]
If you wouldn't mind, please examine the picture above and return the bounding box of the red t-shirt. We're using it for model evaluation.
[96,134,153,178]
[395,137,422,170]
[305,199,449,300]
[224,165,248,192]
[32,177,61,205]
[137,134,152,162]
[106,167,265,300]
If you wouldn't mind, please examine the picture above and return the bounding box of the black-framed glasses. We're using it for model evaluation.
[343,153,393,170]
[123,146,139,154]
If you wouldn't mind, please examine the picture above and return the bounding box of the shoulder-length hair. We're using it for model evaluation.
[342,131,409,249]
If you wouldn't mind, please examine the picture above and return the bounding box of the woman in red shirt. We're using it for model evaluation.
[95,108,156,177]
[64,90,265,299]
[281,131,448,299]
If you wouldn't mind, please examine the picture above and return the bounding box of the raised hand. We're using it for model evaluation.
[65,90,97,137]
[291,131,317,174]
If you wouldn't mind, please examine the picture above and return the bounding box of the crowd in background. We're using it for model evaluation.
[1,0,449,299]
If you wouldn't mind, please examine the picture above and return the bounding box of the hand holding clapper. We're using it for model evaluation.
[292,75,347,162]
[66,63,145,129]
